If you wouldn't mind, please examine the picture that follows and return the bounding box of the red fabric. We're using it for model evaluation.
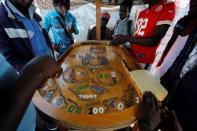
[130,1,176,64]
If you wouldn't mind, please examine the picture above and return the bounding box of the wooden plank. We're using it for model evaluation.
[129,70,168,101]
[96,0,101,40]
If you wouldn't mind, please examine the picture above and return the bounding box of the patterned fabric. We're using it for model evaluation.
[130,1,176,64]
[180,42,197,78]
[44,9,79,54]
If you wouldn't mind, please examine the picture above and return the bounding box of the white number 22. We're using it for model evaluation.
[135,18,148,36]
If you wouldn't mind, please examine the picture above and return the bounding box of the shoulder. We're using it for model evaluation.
[140,7,149,13]
[45,10,56,18]
[116,19,120,25]
[0,3,8,22]
[152,1,175,14]
[162,1,175,10]
[128,20,133,24]
[89,24,96,30]
[67,12,76,18]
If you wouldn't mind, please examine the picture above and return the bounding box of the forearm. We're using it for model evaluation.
[138,120,154,131]
[1,71,42,131]
[129,36,160,46]
[0,55,61,131]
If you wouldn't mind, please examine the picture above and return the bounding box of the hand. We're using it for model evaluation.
[109,35,131,46]
[52,43,60,52]
[137,91,161,130]
[21,56,62,84]
[157,107,183,131]
[67,26,77,34]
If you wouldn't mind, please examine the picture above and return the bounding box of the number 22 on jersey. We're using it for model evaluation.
[135,18,149,36]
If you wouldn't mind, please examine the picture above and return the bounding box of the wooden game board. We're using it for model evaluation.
[33,41,166,130]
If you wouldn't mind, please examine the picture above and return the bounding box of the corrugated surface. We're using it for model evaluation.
[34,0,89,9]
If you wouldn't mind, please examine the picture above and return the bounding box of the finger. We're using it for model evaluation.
[55,67,63,78]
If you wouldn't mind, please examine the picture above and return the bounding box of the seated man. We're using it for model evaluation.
[0,54,62,131]
[87,12,113,40]
[110,0,176,68]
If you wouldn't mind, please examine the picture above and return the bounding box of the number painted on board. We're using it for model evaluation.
[117,103,124,111]
[92,107,104,114]
[135,97,140,103]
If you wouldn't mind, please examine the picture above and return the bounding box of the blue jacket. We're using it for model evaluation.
[44,9,79,54]
[0,2,53,72]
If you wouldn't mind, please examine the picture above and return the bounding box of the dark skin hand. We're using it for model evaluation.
[137,91,161,131]
[0,56,62,131]
[67,26,77,34]
[110,24,170,47]
[157,107,183,131]
[52,43,61,52]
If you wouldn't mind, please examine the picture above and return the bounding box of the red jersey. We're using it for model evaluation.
[130,1,176,64]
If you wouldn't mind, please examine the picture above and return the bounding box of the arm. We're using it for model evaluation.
[71,14,79,35]
[0,56,62,131]
[137,92,161,131]
[110,24,170,46]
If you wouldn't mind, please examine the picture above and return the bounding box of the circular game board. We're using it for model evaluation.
[33,41,142,130]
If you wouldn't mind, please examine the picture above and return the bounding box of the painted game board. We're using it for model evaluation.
[33,41,143,130]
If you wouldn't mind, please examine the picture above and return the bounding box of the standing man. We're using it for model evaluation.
[44,0,79,57]
[110,0,175,67]
[0,0,54,130]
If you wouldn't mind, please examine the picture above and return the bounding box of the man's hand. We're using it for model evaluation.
[21,56,62,85]
[109,35,132,46]
[157,107,183,131]
[137,91,161,131]
[52,43,60,52]
[67,26,77,34]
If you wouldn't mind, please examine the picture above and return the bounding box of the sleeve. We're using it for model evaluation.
[71,14,79,35]
[87,27,92,40]
[156,2,176,26]
[43,14,53,43]
[0,24,28,72]
[131,20,136,36]
[0,53,17,89]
